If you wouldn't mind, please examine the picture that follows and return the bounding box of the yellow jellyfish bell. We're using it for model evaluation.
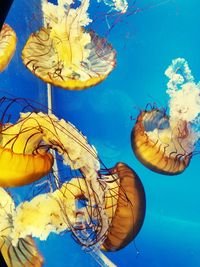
[0,147,53,187]
[21,0,116,90]
[0,110,54,187]
[0,24,17,72]
[0,117,54,187]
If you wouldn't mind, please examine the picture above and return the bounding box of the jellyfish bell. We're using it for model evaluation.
[0,236,43,267]
[21,0,116,90]
[0,119,54,187]
[0,150,53,188]
[0,24,17,72]
[101,162,146,251]
[131,108,193,175]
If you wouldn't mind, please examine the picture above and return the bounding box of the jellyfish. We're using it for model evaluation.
[0,96,101,187]
[0,97,145,265]
[0,24,17,72]
[0,96,109,254]
[0,187,43,266]
[131,58,200,175]
[21,0,116,90]
[7,162,145,256]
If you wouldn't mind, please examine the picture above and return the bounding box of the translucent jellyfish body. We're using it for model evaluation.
[131,58,200,175]
[22,0,116,90]
[0,188,43,267]
[0,24,17,72]
[9,162,145,253]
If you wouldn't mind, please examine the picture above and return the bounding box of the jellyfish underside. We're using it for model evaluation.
[21,0,116,90]
[0,24,17,72]
[131,109,192,175]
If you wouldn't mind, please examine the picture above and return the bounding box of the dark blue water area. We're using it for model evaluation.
[0,0,200,266]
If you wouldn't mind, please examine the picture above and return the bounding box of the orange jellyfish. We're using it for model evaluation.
[0,188,43,267]
[131,108,192,175]
[101,162,146,251]
[0,24,17,72]
[0,97,145,264]
[0,105,54,187]
[10,162,145,256]
[131,58,200,175]
[48,162,146,251]
[21,0,116,90]
[0,95,110,256]
[0,96,105,191]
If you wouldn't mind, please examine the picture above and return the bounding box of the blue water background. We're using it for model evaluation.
[1,0,200,266]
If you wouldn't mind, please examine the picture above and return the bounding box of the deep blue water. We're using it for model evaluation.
[1,0,200,266]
